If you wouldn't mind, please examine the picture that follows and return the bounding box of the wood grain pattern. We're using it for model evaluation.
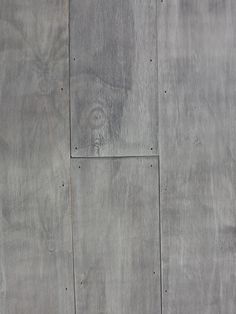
[0,1,74,313]
[71,158,160,313]
[70,0,158,157]
[159,0,236,313]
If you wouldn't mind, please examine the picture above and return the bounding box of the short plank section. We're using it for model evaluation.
[0,1,74,313]
[159,0,236,313]
[70,0,158,157]
[71,158,160,313]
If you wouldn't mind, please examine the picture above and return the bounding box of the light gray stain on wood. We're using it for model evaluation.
[70,0,158,157]
[159,0,236,313]
[71,158,160,313]
[0,1,74,313]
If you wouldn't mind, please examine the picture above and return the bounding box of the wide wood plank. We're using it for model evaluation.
[0,1,74,313]
[71,157,160,313]
[159,0,236,313]
[70,0,158,157]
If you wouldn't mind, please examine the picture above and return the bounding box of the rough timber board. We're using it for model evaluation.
[71,157,161,313]
[159,0,236,313]
[0,1,74,313]
[70,0,158,157]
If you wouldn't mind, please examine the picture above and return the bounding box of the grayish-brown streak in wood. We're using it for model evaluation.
[0,1,74,313]
[159,0,236,313]
[70,0,158,157]
[71,157,161,314]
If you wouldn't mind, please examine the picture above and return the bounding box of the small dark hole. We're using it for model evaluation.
[78,166,81,169]
[74,58,76,61]
[150,165,153,167]
[65,287,67,291]
[150,147,153,150]
[61,87,63,91]
[165,290,168,293]
[62,183,64,187]
[75,147,78,150]
[153,271,155,274]
[164,90,167,94]
[80,281,83,285]
[150,59,153,62]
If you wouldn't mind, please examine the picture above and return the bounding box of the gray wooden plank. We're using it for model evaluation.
[0,1,74,313]
[70,0,158,157]
[159,0,236,313]
[71,157,160,313]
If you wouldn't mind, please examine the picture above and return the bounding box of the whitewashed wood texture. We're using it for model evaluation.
[159,0,236,313]
[71,157,161,314]
[70,0,158,157]
[0,1,74,313]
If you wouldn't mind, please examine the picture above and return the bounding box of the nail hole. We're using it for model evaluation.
[150,147,153,151]
[74,58,76,61]
[65,287,67,291]
[150,59,153,62]
[80,281,83,285]
[75,147,78,150]
[78,166,81,169]
[153,271,155,274]
[62,183,64,187]
[61,87,63,91]
[150,165,153,167]
[164,90,167,94]
[165,290,168,293]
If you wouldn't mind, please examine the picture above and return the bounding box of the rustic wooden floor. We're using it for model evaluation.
[0,0,235,313]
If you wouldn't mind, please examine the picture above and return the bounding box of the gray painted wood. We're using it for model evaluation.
[70,0,158,157]
[0,1,74,313]
[71,158,160,313]
[159,0,236,313]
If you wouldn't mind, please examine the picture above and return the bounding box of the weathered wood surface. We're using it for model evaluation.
[0,1,74,313]
[71,158,160,313]
[70,0,158,157]
[159,0,236,313]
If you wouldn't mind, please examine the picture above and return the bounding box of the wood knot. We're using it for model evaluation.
[88,105,107,129]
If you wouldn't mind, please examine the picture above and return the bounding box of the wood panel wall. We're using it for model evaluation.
[1,0,235,313]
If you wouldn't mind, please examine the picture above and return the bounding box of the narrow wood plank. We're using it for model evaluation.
[159,0,236,313]
[0,1,74,313]
[71,158,160,313]
[70,0,158,157]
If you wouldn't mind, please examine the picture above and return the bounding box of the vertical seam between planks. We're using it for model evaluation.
[156,0,160,156]
[70,163,77,314]
[71,212,77,314]
[158,156,163,314]
[69,0,72,157]
[156,0,163,310]
[68,1,77,312]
